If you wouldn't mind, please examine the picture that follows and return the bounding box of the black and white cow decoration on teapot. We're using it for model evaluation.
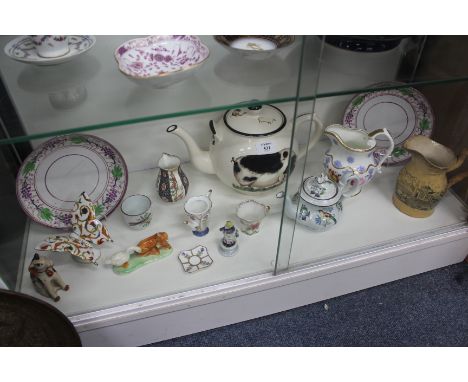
[231,149,296,192]
[167,104,323,194]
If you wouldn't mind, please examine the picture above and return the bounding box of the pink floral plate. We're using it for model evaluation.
[343,82,434,165]
[16,134,128,229]
[115,35,210,88]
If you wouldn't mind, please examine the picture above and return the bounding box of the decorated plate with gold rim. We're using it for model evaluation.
[343,82,434,165]
[16,134,128,229]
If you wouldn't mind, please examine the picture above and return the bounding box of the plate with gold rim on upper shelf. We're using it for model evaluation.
[343,82,434,165]
[16,134,128,229]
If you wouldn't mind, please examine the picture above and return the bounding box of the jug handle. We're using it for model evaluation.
[447,148,468,172]
[295,113,325,159]
[368,128,395,170]
[447,171,468,189]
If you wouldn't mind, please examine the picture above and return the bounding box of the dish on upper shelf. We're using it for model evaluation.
[4,35,96,66]
[343,82,434,165]
[115,35,210,88]
[322,36,405,53]
[16,134,128,229]
[214,35,295,60]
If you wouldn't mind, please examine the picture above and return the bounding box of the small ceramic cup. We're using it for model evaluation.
[184,190,212,237]
[120,194,152,230]
[30,35,70,58]
[236,200,270,235]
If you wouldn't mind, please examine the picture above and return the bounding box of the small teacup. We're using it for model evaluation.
[236,200,270,235]
[121,194,152,230]
[30,35,70,58]
[184,190,212,237]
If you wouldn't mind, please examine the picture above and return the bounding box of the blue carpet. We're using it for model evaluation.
[150,262,468,346]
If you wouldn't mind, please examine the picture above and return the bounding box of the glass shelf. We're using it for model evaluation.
[2,35,468,146]
[0,35,305,145]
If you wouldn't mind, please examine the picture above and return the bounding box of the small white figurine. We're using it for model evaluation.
[218,220,239,257]
[28,253,69,302]
[105,247,141,267]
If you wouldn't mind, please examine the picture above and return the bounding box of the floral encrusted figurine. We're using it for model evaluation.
[218,220,239,257]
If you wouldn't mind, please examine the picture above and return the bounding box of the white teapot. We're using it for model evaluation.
[167,104,323,194]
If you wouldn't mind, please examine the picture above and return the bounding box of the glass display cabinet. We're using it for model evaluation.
[0,35,466,346]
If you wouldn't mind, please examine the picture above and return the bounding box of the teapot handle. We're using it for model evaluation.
[295,113,324,159]
[369,128,394,170]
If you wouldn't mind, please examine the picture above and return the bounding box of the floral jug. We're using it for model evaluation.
[393,136,468,218]
[156,153,189,202]
[323,124,394,196]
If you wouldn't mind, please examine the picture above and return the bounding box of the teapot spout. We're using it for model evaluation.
[166,124,215,175]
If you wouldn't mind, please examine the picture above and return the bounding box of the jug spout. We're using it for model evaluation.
[166,124,215,175]
[158,153,181,170]
[325,124,375,151]
[403,136,457,171]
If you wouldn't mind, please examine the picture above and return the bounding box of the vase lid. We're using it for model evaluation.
[300,173,342,207]
[223,104,286,137]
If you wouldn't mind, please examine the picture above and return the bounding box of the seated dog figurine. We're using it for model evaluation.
[28,253,69,302]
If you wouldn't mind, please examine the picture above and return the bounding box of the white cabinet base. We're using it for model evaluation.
[75,226,467,346]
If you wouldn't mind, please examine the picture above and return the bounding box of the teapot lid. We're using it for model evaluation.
[300,173,342,207]
[224,104,286,137]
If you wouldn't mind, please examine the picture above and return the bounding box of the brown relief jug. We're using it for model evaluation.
[393,135,468,218]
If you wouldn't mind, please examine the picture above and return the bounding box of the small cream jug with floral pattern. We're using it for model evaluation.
[323,124,395,196]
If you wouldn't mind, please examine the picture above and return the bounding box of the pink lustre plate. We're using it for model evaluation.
[343,82,434,165]
[115,35,210,88]
[16,134,128,229]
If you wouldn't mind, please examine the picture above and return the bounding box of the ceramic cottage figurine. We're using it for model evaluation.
[219,221,239,257]
[28,253,69,302]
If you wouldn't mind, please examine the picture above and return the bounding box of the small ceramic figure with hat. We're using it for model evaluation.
[219,220,239,257]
